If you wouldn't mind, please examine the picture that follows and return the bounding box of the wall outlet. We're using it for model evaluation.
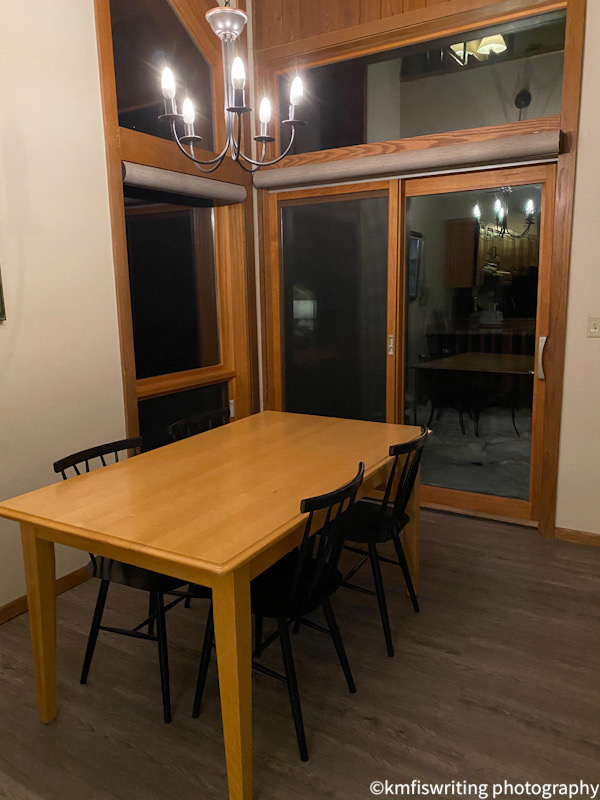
[588,316,600,338]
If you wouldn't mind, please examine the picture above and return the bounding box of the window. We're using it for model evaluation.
[124,190,220,380]
[282,11,565,154]
[109,0,214,147]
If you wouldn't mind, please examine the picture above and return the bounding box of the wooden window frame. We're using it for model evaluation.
[94,0,258,432]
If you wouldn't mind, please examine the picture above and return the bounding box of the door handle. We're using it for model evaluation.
[538,336,547,381]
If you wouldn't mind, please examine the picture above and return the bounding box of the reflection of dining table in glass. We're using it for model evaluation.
[413,353,535,435]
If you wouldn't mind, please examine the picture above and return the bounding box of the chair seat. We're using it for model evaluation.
[251,551,343,619]
[344,498,410,544]
[86,558,187,594]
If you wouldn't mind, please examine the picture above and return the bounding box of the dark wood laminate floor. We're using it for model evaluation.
[1,511,600,800]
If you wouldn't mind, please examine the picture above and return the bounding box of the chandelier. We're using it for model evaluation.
[473,190,536,239]
[157,2,305,175]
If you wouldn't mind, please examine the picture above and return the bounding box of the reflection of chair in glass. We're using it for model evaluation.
[414,355,468,434]
[342,429,427,657]
[53,438,188,723]
[167,407,230,442]
[192,463,365,762]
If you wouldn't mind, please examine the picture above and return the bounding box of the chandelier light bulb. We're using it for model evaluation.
[498,206,505,222]
[474,204,482,221]
[231,57,246,91]
[290,76,304,106]
[494,198,502,215]
[526,199,535,216]
[259,97,272,124]
[161,67,176,100]
[182,98,195,125]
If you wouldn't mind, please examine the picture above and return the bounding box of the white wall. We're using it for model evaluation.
[555,2,600,535]
[0,0,126,605]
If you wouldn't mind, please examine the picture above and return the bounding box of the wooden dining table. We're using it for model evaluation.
[0,411,421,800]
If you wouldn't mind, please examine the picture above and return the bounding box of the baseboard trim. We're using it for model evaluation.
[0,566,90,626]
[422,502,539,528]
[555,527,600,547]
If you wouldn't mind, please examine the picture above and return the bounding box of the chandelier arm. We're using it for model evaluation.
[171,122,231,171]
[235,125,297,168]
[506,221,535,239]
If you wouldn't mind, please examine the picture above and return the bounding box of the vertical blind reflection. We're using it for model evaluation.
[282,196,388,422]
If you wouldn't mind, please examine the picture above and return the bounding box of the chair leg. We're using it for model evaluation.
[278,619,308,762]
[322,599,356,694]
[147,592,155,637]
[153,592,171,724]
[80,579,110,684]
[391,530,420,613]
[368,541,394,657]
[185,583,193,609]
[254,615,263,658]
[192,602,214,719]
[511,406,520,437]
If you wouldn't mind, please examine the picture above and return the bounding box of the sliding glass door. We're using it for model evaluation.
[264,182,400,421]
[262,166,556,521]
[402,166,556,519]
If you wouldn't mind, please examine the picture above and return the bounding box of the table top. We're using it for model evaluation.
[414,353,535,375]
[0,412,421,576]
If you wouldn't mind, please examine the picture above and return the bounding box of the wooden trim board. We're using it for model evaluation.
[555,527,600,547]
[0,567,90,626]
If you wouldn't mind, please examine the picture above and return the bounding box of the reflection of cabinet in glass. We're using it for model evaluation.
[444,219,478,288]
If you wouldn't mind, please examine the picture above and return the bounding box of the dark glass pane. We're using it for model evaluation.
[138,383,228,450]
[282,196,388,422]
[282,11,565,154]
[405,184,542,501]
[125,200,220,379]
[109,0,214,147]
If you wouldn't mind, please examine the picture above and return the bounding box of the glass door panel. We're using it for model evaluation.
[281,195,389,421]
[404,182,542,501]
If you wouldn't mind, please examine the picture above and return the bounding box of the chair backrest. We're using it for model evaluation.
[167,408,230,442]
[290,462,365,610]
[381,427,429,527]
[53,437,144,480]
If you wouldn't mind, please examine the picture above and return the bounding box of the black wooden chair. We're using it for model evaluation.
[167,408,230,443]
[192,463,365,762]
[342,428,428,657]
[53,437,188,723]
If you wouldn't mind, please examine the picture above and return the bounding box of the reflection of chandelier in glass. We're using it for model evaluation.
[473,191,536,239]
[449,33,507,66]
[157,2,306,175]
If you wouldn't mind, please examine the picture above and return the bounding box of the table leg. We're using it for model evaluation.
[402,470,420,594]
[21,524,57,723]
[212,567,253,800]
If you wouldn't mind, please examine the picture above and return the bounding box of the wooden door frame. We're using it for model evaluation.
[402,163,556,523]
[261,181,400,418]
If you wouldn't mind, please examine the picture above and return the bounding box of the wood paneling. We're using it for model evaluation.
[255,0,566,67]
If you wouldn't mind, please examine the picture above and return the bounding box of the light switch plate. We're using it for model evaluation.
[587,316,600,338]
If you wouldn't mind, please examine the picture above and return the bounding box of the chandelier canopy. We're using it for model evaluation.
[158,2,305,176]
